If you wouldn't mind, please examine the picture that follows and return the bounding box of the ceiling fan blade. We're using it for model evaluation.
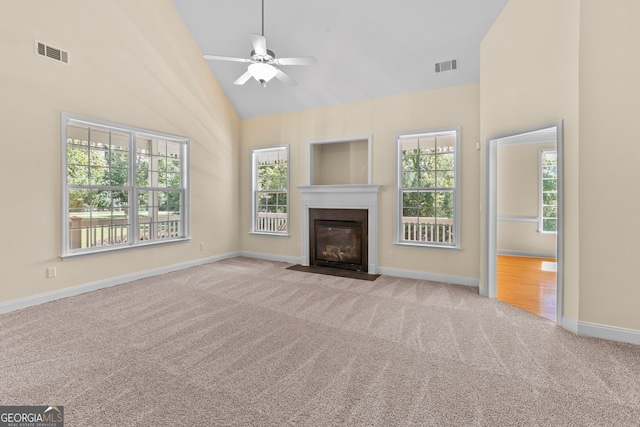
[250,34,267,56]
[274,57,317,66]
[204,55,251,63]
[233,70,253,85]
[274,69,296,86]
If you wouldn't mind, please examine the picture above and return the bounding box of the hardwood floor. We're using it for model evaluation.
[497,255,557,322]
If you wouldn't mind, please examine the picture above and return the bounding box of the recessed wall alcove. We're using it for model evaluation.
[308,135,372,185]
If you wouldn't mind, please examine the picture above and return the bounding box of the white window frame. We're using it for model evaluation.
[539,149,558,234]
[394,128,461,249]
[250,145,290,236]
[61,113,190,258]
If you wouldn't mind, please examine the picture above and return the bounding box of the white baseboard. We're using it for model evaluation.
[377,266,479,287]
[497,250,556,259]
[238,251,302,265]
[0,251,241,315]
[237,251,480,287]
[2,251,475,315]
[577,320,640,346]
[561,316,579,334]
[561,316,640,346]
[6,251,638,347]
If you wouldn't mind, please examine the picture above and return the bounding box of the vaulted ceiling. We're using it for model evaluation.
[172,0,508,119]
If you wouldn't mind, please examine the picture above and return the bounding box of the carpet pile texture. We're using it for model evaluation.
[1,257,640,426]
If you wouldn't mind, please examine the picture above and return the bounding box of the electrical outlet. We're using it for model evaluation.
[47,267,56,278]
[200,243,205,251]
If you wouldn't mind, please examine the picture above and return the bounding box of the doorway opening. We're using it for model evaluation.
[485,122,563,323]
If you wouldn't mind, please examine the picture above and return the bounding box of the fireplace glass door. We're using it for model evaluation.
[314,220,363,271]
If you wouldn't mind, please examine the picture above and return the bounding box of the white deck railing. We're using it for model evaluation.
[255,214,451,242]
[402,217,453,243]
[256,212,287,232]
[67,213,450,246]
[69,216,180,249]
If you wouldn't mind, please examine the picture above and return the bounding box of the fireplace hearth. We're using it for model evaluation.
[309,208,368,272]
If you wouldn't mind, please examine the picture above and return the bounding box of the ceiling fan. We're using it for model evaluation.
[203,0,317,88]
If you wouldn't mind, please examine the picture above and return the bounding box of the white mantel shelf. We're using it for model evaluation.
[297,184,381,274]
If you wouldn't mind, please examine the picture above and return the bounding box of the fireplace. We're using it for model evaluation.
[310,208,368,272]
[297,184,381,274]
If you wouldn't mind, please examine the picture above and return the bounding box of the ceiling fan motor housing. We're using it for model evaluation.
[251,49,276,63]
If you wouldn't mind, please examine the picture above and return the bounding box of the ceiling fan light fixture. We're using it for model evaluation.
[248,63,277,86]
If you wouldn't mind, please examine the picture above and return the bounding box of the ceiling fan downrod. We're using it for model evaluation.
[261,0,265,37]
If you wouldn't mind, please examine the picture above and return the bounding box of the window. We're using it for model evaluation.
[540,149,557,233]
[396,129,460,248]
[62,114,189,257]
[251,146,289,235]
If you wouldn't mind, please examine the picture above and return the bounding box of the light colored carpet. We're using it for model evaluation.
[1,257,640,426]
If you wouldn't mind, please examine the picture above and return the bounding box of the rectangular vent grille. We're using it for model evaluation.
[35,40,69,64]
[435,59,457,73]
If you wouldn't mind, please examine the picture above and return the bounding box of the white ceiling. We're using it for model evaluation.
[172,0,508,120]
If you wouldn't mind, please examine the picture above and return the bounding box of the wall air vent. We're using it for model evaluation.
[35,40,69,64]
[435,59,457,73]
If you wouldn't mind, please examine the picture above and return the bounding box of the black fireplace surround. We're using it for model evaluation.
[309,208,368,272]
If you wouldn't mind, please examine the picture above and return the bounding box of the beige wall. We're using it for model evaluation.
[312,140,369,185]
[0,0,240,304]
[497,142,556,256]
[241,84,481,280]
[483,0,640,332]
[578,0,640,330]
[498,222,556,257]
[480,0,580,319]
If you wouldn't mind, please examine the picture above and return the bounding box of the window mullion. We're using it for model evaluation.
[130,132,138,246]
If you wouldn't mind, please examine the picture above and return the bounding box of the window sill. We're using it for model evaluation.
[249,231,290,238]
[61,237,191,260]
[393,241,461,251]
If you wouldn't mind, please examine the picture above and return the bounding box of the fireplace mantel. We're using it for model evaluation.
[297,185,381,274]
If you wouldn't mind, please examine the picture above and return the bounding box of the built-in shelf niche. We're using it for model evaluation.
[308,135,372,185]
